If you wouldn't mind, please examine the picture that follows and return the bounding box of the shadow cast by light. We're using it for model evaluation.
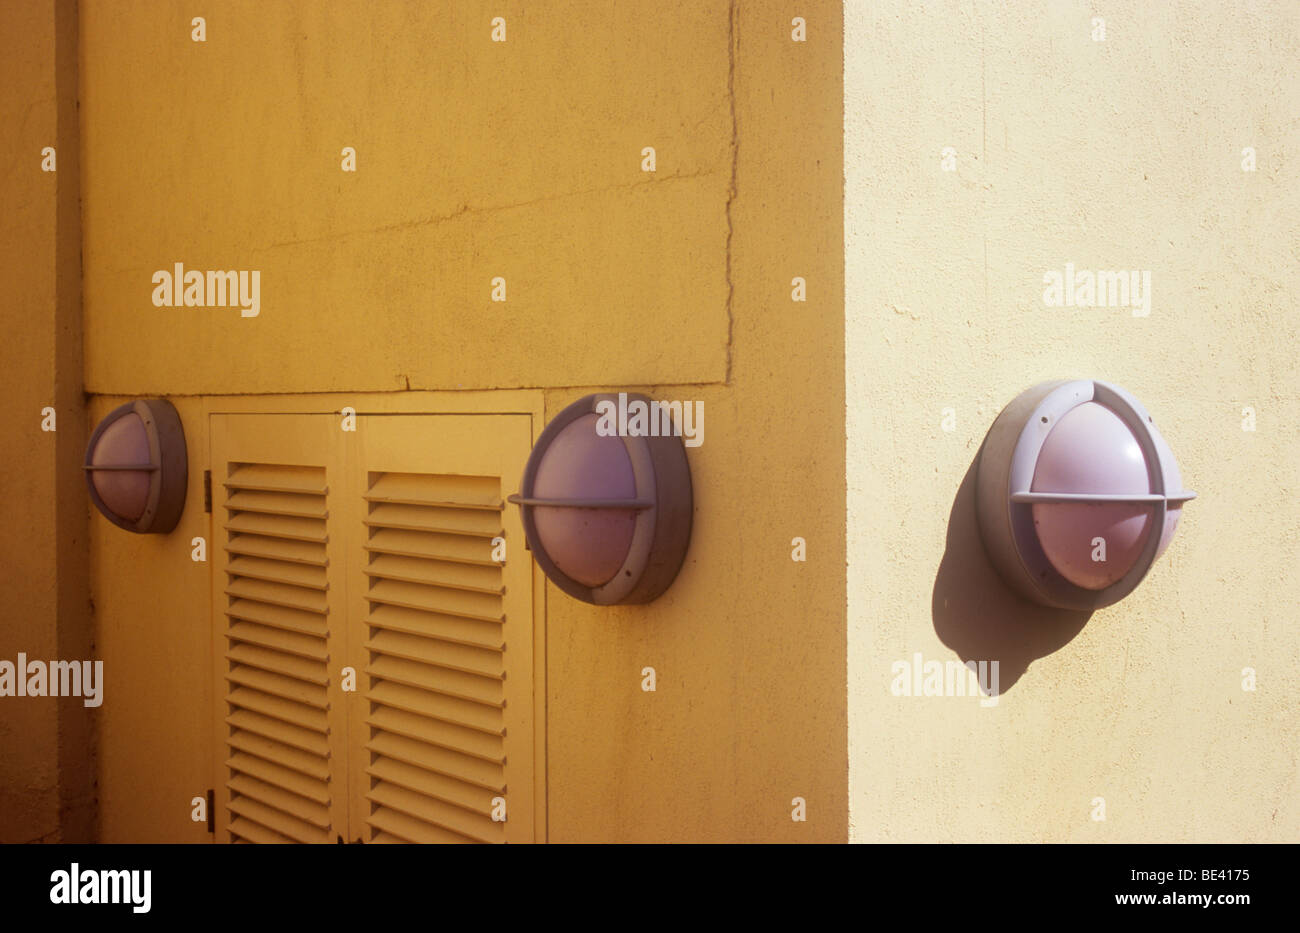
[931,449,1092,695]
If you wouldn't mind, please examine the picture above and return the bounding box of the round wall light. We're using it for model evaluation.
[975,380,1194,610]
[508,393,693,605]
[84,398,188,534]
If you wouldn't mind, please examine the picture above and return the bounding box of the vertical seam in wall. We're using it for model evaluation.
[55,0,94,843]
[842,0,853,844]
[542,518,549,845]
[980,15,988,316]
[724,0,738,386]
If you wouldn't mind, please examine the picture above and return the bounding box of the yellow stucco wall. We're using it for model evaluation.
[81,1,731,394]
[87,394,211,843]
[82,1,845,842]
[13,0,1296,846]
[0,0,92,844]
[847,0,1300,841]
[0,0,62,844]
[541,3,845,843]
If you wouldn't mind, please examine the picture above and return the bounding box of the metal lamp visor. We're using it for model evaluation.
[83,400,164,533]
[510,393,661,606]
[1004,380,1195,610]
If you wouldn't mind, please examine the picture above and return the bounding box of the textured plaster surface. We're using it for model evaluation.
[0,0,93,844]
[847,0,1300,841]
[81,1,732,394]
[85,1,847,842]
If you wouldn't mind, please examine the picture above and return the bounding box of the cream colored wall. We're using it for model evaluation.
[847,0,1300,841]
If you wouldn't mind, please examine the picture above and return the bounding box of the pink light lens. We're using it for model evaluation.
[1030,402,1153,590]
[90,412,152,522]
[532,413,638,587]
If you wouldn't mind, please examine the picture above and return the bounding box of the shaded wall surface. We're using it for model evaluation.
[79,1,846,842]
[0,0,92,844]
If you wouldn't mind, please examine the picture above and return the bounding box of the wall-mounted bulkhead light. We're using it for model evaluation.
[508,393,693,605]
[84,398,188,534]
[975,380,1194,610]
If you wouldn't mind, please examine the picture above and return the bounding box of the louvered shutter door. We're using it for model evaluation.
[210,415,349,843]
[350,415,536,844]
[210,411,538,843]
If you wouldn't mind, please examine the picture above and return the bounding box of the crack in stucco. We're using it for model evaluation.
[724,0,738,385]
[256,169,724,253]
[98,164,729,275]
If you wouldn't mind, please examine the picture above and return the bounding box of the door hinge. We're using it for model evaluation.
[206,788,215,833]
[203,470,212,513]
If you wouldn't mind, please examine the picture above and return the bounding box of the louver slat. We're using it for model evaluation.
[227,773,331,829]
[368,831,411,845]
[226,665,329,709]
[365,579,504,623]
[226,753,330,805]
[367,807,473,844]
[223,461,333,845]
[225,489,328,519]
[226,555,328,590]
[227,816,294,845]
[226,686,327,733]
[365,552,503,594]
[225,512,327,543]
[228,731,330,782]
[365,472,502,510]
[223,463,327,495]
[225,577,328,614]
[366,755,499,813]
[365,656,503,707]
[365,630,503,679]
[367,782,503,844]
[365,603,504,651]
[227,794,331,844]
[364,471,512,843]
[364,528,497,566]
[364,502,500,538]
[226,533,328,567]
[226,644,329,685]
[226,621,329,663]
[365,680,504,735]
[226,598,327,638]
[225,709,331,758]
[366,705,504,763]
